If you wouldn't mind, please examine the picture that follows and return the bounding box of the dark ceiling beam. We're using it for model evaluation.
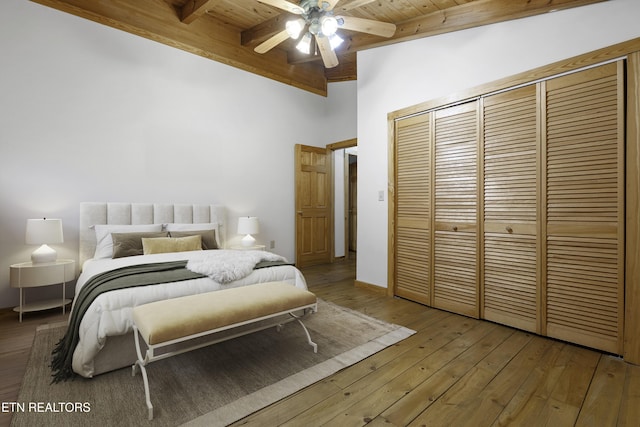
[178,0,220,24]
[180,0,222,24]
[241,13,293,46]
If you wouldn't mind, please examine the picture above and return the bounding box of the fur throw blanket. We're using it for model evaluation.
[186,250,288,284]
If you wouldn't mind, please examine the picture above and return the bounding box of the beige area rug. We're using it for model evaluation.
[11,299,414,427]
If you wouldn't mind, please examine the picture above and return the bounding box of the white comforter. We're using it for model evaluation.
[71,250,307,378]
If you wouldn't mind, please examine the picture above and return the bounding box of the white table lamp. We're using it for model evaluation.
[26,218,64,263]
[237,216,259,247]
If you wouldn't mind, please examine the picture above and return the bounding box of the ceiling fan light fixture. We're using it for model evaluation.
[286,18,305,39]
[296,32,312,54]
[329,33,343,50]
[253,0,397,68]
[320,15,338,36]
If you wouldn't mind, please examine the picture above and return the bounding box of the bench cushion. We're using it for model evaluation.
[133,281,317,345]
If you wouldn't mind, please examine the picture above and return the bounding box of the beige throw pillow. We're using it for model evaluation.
[168,229,217,250]
[141,235,203,255]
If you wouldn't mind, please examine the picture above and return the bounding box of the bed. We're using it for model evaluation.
[61,202,307,379]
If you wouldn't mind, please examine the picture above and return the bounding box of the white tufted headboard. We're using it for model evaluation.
[79,202,227,267]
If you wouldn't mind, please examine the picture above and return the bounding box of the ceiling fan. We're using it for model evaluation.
[255,0,396,68]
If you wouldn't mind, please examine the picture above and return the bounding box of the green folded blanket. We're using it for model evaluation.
[51,261,205,383]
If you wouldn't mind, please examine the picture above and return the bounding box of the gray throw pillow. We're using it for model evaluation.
[111,231,169,258]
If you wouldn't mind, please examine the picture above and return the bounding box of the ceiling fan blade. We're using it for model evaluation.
[318,0,340,11]
[254,29,291,54]
[257,0,304,14]
[315,35,339,68]
[339,16,396,38]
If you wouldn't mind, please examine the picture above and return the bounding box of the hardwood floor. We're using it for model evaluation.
[234,258,640,427]
[0,306,68,426]
[1,257,639,426]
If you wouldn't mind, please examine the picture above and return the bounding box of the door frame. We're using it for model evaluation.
[327,138,358,262]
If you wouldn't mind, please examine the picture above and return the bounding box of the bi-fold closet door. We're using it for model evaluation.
[542,62,624,354]
[394,99,510,320]
[394,114,432,306]
[482,85,539,333]
[433,103,480,317]
[393,60,625,354]
[393,102,480,317]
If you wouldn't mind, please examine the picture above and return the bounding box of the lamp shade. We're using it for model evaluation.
[286,18,305,39]
[237,217,259,247]
[237,217,259,235]
[26,218,63,244]
[296,32,312,54]
[26,218,63,263]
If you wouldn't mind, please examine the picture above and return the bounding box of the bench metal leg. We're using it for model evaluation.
[132,326,154,420]
[289,310,318,353]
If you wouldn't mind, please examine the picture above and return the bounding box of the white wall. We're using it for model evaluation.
[0,0,356,309]
[356,0,640,289]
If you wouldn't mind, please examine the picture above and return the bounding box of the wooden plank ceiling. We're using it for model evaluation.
[31,0,606,96]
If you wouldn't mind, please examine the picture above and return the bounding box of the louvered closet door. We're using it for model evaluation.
[394,114,432,305]
[433,102,479,317]
[483,86,539,332]
[544,61,624,354]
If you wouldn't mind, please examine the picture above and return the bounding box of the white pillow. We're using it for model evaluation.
[165,222,219,247]
[165,222,218,231]
[93,224,163,259]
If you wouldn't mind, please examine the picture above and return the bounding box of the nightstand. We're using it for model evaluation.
[230,244,267,251]
[10,259,75,322]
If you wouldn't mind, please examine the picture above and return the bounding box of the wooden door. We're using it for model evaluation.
[543,61,625,354]
[433,101,480,317]
[295,144,331,267]
[394,113,432,305]
[482,85,540,332]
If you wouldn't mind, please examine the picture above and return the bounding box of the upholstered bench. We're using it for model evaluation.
[131,281,318,420]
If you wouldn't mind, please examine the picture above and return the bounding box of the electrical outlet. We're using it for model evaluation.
[270,240,275,249]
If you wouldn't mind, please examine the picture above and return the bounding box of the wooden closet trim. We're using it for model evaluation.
[625,51,640,364]
[477,98,485,320]
[538,81,548,337]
